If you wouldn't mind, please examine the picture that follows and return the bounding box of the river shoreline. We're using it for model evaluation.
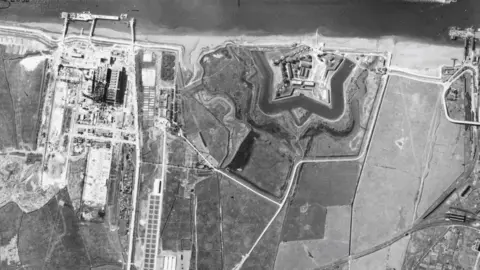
[0,18,465,79]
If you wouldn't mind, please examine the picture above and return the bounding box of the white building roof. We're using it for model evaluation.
[163,255,176,270]
[142,68,156,88]
[143,52,153,62]
[82,147,112,208]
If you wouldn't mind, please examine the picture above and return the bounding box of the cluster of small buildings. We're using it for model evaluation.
[417,226,480,270]
[75,96,133,131]
[417,228,462,270]
[77,127,114,138]
[140,51,177,127]
[157,89,174,120]
[449,27,480,64]
[121,132,136,142]
[274,54,316,90]
[271,51,344,101]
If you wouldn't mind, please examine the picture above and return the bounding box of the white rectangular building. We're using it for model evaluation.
[82,147,112,208]
[142,68,156,88]
[163,255,176,270]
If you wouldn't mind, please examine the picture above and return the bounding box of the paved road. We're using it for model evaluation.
[388,67,444,85]
[180,133,281,206]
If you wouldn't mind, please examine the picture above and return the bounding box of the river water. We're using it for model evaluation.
[1,0,477,44]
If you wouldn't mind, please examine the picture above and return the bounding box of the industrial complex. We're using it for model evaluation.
[32,11,181,270]
[4,5,480,270]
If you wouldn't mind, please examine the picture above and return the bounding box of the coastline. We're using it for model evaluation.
[0,18,464,78]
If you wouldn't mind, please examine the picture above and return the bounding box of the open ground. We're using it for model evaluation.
[352,75,444,253]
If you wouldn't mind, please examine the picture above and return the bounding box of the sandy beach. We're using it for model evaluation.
[0,18,464,78]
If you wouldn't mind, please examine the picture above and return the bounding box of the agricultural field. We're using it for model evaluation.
[282,161,360,242]
[352,76,443,253]
[79,223,124,268]
[195,174,223,270]
[275,205,350,269]
[161,166,193,251]
[229,131,294,198]
[414,99,465,218]
[242,206,287,270]
[161,196,192,251]
[219,176,278,270]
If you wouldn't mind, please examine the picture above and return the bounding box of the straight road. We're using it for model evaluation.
[180,133,281,206]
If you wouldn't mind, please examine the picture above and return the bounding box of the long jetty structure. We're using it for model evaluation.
[61,11,130,42]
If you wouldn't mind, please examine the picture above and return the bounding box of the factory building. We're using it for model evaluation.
[163,255,177,270]
[291,80,302,86]
[142,68,156,87]
[286,63,293,79]
[303,81,315,88]
[105,67,126,105]
[81,147,112,220]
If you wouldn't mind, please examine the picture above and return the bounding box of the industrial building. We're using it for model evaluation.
[106,67,122,104]
[142,68,156,87]
[162,255,177,270]
[81,147,113,220]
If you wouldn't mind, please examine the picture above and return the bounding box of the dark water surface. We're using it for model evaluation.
[0,0,478,43]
